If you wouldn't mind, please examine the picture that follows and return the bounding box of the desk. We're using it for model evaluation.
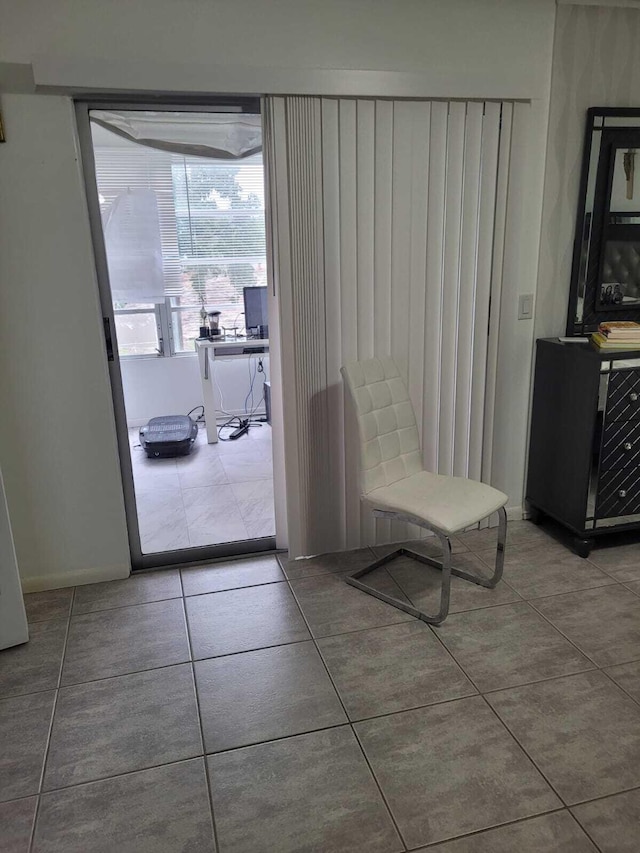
[195,337,269,443]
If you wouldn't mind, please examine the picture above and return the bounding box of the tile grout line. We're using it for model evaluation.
[621,579,640,597]
[169,458,191,552]
[519,577,625,605]
[183,577,286,599]
[13,756,218,806]
[409,807,595,852]
[567,779,640,810]
[475,691,569,807]
[27,585,76,853]
[286,568,410,852]
[72,591,184,616]
[598,665,640,712]
[349,723,408,852]
[179,574,220,853]
[527,595,620,671]
[438,593,601,673]
[568,817,606,853]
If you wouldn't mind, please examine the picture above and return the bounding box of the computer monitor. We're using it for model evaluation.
[243,286,268,337]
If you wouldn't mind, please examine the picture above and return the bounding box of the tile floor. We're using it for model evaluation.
[129,423,274,553]
[2,521,640,850]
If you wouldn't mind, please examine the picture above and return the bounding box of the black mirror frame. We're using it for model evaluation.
[567,107,640,336]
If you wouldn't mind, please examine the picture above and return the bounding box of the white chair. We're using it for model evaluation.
[341,356,508,625]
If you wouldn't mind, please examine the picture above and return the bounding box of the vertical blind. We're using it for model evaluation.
[91,130,267,327]
[265,96,519,558]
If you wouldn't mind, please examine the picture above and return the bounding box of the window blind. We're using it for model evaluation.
[265,96,523,558]
[91,130,267,329]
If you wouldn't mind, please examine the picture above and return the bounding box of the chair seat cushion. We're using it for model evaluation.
[364,470,508,535]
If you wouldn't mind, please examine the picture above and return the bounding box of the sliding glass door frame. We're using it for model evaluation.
[74,97,277,570]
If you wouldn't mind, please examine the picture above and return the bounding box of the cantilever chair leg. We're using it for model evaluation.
[345,506,507,626]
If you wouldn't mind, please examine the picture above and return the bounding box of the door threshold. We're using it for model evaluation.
[133,538,282,572]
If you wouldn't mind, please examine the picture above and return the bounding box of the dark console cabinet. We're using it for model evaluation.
[527,338,640,556]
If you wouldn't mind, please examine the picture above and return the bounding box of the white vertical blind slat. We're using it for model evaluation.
[321,98,347,550]
[407,103,431,448]
[469,102,501,482]
[372,99,394,544]
[355,99,377,545]
[373,100,394,357]
[356,100,376,361]
[422,102,448,474]
[439,102,466,476]
[339,100,359,364]
[390,102,413,382]
[388,102,415,543]
[264,97,302,554]
[405,103,432,541]
[454,101,483,477]
[338,99,362,550]
[285,97,333,554]
[483,102,513,490]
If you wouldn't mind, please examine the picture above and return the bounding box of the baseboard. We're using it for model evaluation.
[21,563,131,593]
[126,418,149,429]
[506,504,525,521]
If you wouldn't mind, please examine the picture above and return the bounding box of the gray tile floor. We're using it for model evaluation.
[2,521,640,850]
[129,423,274,553]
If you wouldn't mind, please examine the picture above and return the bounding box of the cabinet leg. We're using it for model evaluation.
[528,506,544,525]
[572,537,594,559]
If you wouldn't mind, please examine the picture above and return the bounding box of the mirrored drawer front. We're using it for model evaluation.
[606,369,640,421]
[601,419,640,470]
[596,469,640,518]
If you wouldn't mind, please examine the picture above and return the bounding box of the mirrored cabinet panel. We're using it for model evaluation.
[569,110,640,333]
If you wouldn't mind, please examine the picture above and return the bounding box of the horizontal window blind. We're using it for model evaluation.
[91,131,267,330]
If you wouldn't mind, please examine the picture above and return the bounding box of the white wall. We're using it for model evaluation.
[121,357,203,427]
[121,354,269,426]
[1,0,555,101]
[0,0,556,588]
[0,94,130,591]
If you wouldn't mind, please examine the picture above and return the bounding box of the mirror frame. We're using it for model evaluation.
[567,107,640,335]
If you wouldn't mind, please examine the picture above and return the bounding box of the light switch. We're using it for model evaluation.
[518,293,534,320]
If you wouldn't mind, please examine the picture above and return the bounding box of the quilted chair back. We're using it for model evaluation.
[341,357,423,496]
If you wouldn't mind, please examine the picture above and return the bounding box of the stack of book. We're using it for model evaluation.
[591,321,640,350]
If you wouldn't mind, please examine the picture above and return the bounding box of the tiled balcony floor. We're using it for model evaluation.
[129,423,274,553]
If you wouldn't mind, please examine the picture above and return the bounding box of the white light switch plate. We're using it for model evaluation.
[518,293,534,320]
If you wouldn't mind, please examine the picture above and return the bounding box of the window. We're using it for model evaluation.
[92,126,266,357]
[112,302,161,356]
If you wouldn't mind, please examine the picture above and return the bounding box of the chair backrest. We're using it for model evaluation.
[341,356,423,495]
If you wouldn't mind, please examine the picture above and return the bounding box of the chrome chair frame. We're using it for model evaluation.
[345,505,507,626]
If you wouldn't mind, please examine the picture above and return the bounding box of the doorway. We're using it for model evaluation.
[76,102,277,568]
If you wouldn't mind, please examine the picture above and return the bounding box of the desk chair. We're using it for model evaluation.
[341,356,508,625]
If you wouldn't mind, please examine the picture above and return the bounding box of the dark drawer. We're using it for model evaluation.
[596,469,640,518]
[606,369,640,421]
[600,419,640,469]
